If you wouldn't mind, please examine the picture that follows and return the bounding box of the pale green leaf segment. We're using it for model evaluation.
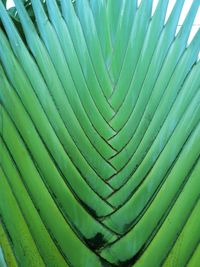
[0,220,18,267]
[0,0,199,266]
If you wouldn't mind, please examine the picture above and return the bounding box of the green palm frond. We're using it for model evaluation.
[0,0,200,266]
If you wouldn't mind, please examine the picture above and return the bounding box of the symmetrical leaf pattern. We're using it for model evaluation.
[0,0,200,266]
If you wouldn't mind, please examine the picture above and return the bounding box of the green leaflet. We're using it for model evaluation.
[0,167,45,267]
[1,140,68,267]
[187,243,200,267]
[0,221,18,267]
[162,199,200,267]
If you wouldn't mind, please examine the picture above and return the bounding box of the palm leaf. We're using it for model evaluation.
[0,0,200,266]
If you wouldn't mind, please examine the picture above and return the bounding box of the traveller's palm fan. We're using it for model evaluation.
[0,0,200,266]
